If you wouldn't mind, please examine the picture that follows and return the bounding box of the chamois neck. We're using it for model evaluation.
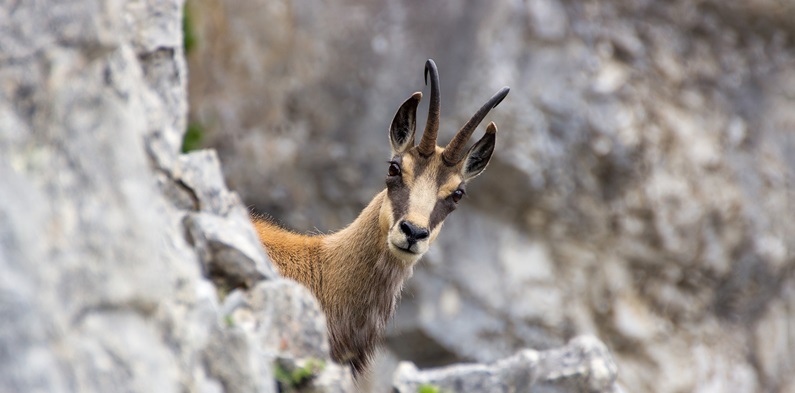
[320,190,413,373]
[253,190,413,373]
[323,190,411,278]
[325,190,388,259]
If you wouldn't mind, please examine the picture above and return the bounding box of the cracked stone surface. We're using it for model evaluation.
[393,336,621,393]
[0,0,348,392]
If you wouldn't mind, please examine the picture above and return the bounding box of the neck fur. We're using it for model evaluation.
[255,190,414,373]
[320,191,414,372]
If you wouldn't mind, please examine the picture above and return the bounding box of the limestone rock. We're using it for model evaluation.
[203,326,276,393]
[185,212,275,289]
[221,280,356,392]
[174,150,241,216]
[393,336,620,393]
[0,0,188,391]
[0,0,316,392]
[223,280,331,360]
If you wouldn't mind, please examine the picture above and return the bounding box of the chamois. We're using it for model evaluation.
[252,59,509,374]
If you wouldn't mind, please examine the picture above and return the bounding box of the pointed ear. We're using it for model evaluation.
[390,92,422,155]
[461,122,497,181]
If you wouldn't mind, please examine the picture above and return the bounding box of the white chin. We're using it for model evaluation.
[388,242,422,263]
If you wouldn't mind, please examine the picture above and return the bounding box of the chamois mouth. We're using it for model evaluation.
[388,240,422,261]
[391,242,416,254]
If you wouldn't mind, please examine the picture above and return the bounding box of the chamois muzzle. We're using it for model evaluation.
[399,221,429,245]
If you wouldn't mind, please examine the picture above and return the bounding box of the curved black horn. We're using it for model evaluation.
[442,86,510,165]
[417,59,441,156]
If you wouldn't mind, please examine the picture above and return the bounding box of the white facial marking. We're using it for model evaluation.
[405,172,437,228]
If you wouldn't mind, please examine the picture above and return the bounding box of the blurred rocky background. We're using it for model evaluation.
[185,0,795,392]
[2,0,793,392]
[0,0,355,392]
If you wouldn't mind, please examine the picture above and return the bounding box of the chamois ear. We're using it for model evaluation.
[461,122,497,181]
[390,92,422,155]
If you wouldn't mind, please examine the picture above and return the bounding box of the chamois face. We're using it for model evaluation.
[381,146,474,264]
[379,60,509,265]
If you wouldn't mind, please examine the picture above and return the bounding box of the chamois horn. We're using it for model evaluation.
[418,59,441,156]
[442,86,510,165]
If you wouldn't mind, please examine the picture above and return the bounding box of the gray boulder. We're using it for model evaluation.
[393,336,620,393]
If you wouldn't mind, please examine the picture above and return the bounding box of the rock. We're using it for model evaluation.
[526,0,568,42]
[174,150,241,216]
[172,148,277,289]
[0,0,188,390]
[70,311,181,392]
[185,212,276,289]
[393,336,620,393]
[307,362,357,393]
[221,280,356,391]
[203,326,276,393]
[186,1,795,392]
[0,0,321,392]
[4,0,794,391]
[223,280,331,360]
[274,357,355,393]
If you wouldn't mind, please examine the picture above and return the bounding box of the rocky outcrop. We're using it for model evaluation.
[186,1,795,392]
[0,0,349,392]
[394,336,620,393]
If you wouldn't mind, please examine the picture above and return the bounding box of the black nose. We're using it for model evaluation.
[399,221,429,243]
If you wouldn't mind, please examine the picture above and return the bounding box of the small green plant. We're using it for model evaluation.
[181,122,205,152]
[274,358,326,391]
[182,1,197,54]
[223,314,235,328]
[417,384,442,393]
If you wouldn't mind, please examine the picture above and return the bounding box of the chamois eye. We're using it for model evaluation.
[388,162,401,177]
[451,189,464,203]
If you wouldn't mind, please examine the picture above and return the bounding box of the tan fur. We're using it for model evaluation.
[251,61,508,375]
[252,192,411,373]
[251,152,460,374]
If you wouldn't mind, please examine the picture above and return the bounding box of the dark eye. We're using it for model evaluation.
[451,189,464,203]
[388,162,401,177]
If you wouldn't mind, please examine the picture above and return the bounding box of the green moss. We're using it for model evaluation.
[418,384,442,393]
[273,363,293,387]
[223,314,235,328]
[274,358,326,391]
[291,358,324,383]
[182,122,205,152]
[182,1,197,54]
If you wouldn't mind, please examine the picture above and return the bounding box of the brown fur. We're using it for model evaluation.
[252,192,411,373]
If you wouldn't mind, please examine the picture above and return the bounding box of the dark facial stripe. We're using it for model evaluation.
[387,178,410,222]
[386,155,410,222]
[429,199,456,230]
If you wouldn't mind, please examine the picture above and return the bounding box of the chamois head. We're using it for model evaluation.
[379,59,510,264]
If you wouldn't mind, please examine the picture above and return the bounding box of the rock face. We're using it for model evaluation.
[4,0,793,392]
[186,1,795,392]
[0,0,350,392]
